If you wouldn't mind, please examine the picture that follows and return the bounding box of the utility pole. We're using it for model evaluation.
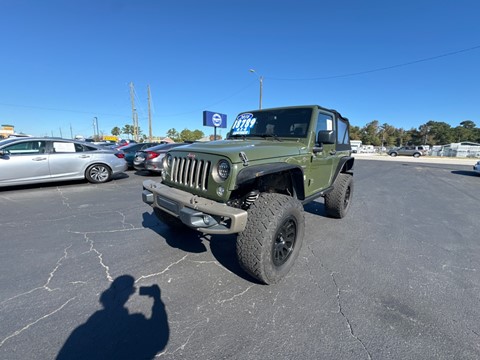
[249,69,263,109]
[95,117,99,140]
[147,85,152,142]
[70,124,73,139]
[129,82,137,141]
[92,117,97,139]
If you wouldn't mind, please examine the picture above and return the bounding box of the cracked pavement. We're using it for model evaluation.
[1,161,480,359]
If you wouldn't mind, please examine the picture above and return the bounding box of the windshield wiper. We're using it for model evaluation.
[258,133,282,141]
[228,134,247,140]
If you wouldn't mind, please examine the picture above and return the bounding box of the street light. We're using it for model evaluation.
[249,69,263,109]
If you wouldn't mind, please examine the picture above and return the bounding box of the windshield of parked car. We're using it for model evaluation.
[228,108,312,139]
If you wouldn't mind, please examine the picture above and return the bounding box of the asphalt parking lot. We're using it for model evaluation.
[1,158,479,359]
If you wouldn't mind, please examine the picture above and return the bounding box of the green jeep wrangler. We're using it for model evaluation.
[142,105,354,284]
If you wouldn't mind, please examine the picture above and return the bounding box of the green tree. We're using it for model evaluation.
[111,126,121,137]
[179,128,204,142]
[166,128,180,142]
[192,129,205,141]
[425,121,454,145]
[122,124,133,139]
[349,125,362,140]
[361,120,380,146]
[460,120,476,129]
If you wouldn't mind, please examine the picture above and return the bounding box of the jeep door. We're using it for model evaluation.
[305,111,336,196]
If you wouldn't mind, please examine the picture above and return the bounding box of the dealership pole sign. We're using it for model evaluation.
[203,111,227,140]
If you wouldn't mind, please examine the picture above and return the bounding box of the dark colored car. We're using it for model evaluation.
[133,143,189,174]
[119,142,158,169]
[116,139,137,150]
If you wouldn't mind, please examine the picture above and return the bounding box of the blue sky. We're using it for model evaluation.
[1,0,479,139]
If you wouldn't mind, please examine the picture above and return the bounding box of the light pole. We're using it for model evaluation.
[92,117,97,140]
[249,69,263,109]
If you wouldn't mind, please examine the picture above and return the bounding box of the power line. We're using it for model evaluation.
[266,44,480,81]
[163,80,257,118]
[0,102,130,119]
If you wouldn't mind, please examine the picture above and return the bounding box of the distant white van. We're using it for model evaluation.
[350,140,362,153]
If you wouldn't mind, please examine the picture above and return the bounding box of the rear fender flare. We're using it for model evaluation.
[331,156,354,183]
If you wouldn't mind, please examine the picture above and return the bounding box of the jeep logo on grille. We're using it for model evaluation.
[187,153,196,159]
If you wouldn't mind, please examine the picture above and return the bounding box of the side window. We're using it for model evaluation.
[315,113,333,146]
[336,118,349,145]
[53,142,77,153]
[4,141,46,154]
[315,113,333,134]
[336,117,350,151]
[74,143,86,152]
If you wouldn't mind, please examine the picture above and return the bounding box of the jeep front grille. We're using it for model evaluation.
[170,156,211,191]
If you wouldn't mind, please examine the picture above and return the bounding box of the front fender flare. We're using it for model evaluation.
[235,163,306,199]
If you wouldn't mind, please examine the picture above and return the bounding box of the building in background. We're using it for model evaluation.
[440,142,480,158]
[0,124,15,138]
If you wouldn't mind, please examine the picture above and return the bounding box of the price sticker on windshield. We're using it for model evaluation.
[231,113,257,135]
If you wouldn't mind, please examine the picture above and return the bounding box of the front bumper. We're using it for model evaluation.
[142,179,248,234]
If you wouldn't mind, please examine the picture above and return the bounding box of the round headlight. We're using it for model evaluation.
[165,153,173,169]
[217,160,231,181]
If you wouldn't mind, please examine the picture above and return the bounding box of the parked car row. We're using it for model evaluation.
[0,137,195,188]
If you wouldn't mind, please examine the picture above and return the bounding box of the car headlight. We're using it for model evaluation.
[217,160,231,181]
[164,153,173,170]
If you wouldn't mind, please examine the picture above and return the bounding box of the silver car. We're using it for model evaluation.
[0,137,128,187]
[133,143,189,174]
[388,145,428,158]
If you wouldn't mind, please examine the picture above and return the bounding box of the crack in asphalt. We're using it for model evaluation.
[135,254,190,283]
[217,285,254,305]
[307,244,372,360]
[81,232,113,282]
[56,187,72,209]
[0,297,76,348]
[0,245,72,307]
[330,272,372,360]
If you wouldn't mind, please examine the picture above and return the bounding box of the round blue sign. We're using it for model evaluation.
[212,113,222,127]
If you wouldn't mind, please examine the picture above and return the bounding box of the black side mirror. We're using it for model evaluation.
[317,130,335,145]
[313,131,335,154]
[0,149,10,157]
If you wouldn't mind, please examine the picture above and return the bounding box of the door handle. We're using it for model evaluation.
[32,157,47,161]
[329,150,336,155]
[79,155,90,158]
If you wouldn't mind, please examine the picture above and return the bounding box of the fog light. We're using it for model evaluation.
[216,186,225,197]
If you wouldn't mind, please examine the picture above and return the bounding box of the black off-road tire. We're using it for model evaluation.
[324,173,353,219]
[85,164,112,183]
[153,208,186,229]
[236,193,305,284]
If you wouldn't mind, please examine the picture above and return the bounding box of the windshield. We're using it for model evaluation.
[228,108,312,138]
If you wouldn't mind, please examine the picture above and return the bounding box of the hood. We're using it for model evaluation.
[173,139,308,163]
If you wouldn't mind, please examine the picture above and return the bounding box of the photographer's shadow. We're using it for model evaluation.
[56,275,169,360]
